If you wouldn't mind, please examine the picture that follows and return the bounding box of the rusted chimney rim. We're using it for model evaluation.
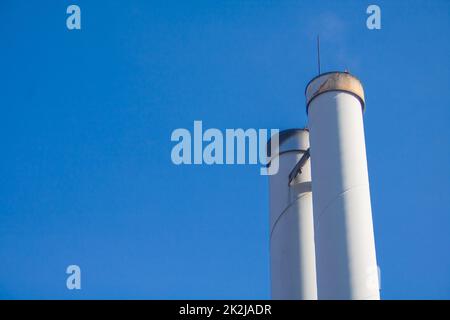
[305,71,365,114]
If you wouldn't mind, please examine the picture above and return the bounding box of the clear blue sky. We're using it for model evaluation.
[0,0,449,299]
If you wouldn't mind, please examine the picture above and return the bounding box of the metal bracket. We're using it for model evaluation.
[288,148,310,185]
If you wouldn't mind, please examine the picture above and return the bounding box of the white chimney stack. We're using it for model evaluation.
[306,71,380,299]
[268,129,317,300]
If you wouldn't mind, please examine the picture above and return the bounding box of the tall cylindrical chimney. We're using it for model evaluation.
[306,72,380,299]
[268,129,317,300]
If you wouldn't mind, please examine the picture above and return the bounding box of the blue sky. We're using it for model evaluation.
[0,0,449,299]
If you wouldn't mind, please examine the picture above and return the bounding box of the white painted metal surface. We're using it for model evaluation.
[268,129,317,300]
[306,72,380,300]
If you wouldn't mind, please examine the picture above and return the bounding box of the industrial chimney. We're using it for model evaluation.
[306,71,379,299]
[267,71,379,300]
[267,129,317,300]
